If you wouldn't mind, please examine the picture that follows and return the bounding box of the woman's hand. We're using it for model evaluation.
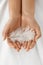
[2,0,21,51]
[2,17,22,51]
[22,16,41,51]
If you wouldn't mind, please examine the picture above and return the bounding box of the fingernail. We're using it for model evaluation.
[26,48,30,52]
[17,48,20,52]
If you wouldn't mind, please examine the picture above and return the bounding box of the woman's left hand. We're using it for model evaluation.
[22,16,41,51]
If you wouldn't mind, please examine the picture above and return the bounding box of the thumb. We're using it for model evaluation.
[34,28,41,40]
[2,31,9,40]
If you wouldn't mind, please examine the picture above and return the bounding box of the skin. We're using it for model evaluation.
[22,0,41,51]
[8,0,21,18]
[2,0,22,51]
[2,0,41,52]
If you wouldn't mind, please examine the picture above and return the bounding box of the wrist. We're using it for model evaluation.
[22,12,34,22]
[9,14,21,20]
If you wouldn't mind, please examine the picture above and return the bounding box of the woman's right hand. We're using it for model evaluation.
[2,16,22,51]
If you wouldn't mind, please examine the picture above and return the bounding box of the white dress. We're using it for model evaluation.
[0,0,43,65]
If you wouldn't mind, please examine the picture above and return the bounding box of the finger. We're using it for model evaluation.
[7,39,20,51]
[29,40,36,49]
[2,30,10,40]
[7,38,18,50]
[35,28,41,40]
[7,38,15,48]
[23,41,28,49]
[14,43,20,51]
[16,41,21,49]
[26,40,32,51]
[3,34,6,40]
[2,31,7,40]
[14,40,20,51]
[20,42,24,48]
